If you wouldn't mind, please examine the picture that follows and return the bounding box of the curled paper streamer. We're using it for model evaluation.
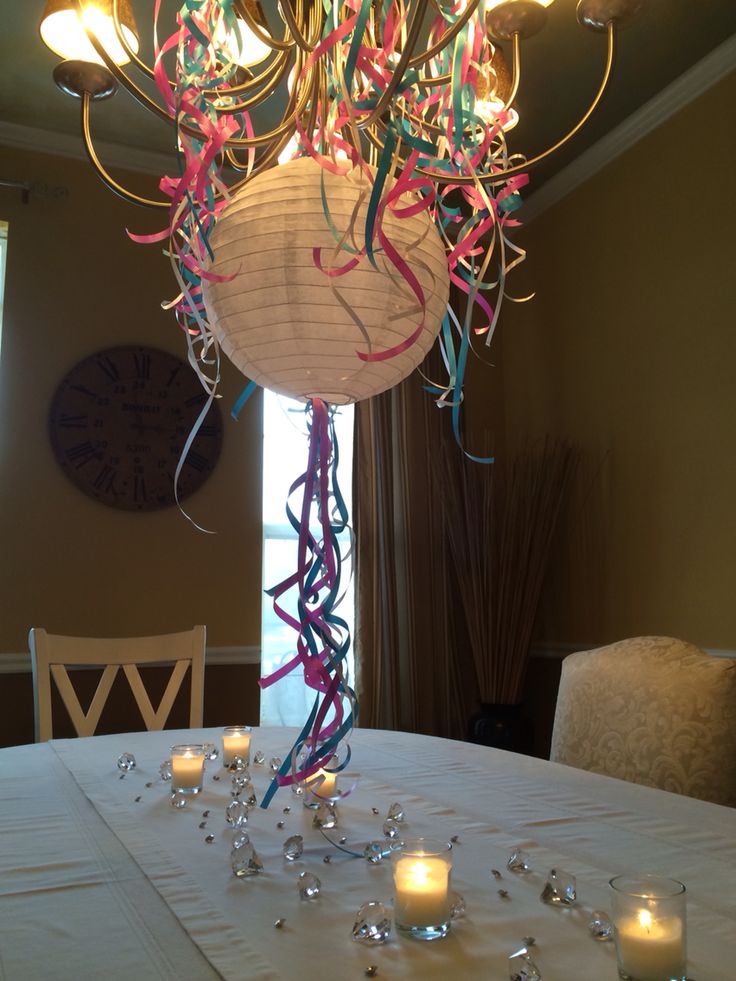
[260,400,356,808]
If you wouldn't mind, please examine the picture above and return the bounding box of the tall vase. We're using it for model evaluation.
[468,703,532,755]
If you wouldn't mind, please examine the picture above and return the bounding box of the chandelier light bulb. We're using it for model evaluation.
[218,16,271,68]
[39,0,139,67]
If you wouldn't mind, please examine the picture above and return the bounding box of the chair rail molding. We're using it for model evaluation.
[0,645,260,674]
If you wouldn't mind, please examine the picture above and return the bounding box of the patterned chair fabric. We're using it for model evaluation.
[550,636,736,807]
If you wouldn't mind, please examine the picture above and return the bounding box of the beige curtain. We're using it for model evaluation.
[352,373,477,738]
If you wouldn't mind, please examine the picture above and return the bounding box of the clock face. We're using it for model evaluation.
[48,346,223,511]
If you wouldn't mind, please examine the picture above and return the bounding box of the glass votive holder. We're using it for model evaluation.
[170,744,206,795]
[610,875,687,981]
[222,725,252,767]
[303,765,339,807]
[392,838,453,941]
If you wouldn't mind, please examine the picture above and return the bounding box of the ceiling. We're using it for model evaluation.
[2,1,736,196]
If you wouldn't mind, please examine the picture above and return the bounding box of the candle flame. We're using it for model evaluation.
[638,910,653,932]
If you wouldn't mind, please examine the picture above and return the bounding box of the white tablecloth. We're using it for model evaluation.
[1,727,734,980]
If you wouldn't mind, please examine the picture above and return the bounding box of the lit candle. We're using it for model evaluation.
[610,875,687,981]
[393,839,453,939]
[308,767,337,799]
[616,911,685,981]
[170,744,205,794]
[222,726,251,766]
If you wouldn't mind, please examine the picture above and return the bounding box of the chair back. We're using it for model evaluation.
[550,636,736,807]
[29,626,206,742]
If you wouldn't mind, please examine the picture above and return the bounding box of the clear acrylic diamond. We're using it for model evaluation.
[253,750,266,765]
[170,791,187,809]
[231,843,263,877]
[352,901,391,944]
[588,910,614,941]
[387,802,405,823]
[298,872,321,899]
[269,756,283,774]
[382,819,401,839]
[540,868,576,906]
[159,760,172,781]
[241,781,257,808]
[228,755,248,774]
[507,848,531,873]
[232,774,248,793]
[226,799,249,828]
[450,891,467,919]
[509,947,542,981]
[292,783,305,797]
[117,752,136,771]
[232,829,250,849]
[202,742,219,761]
[283,834,304,861]
[363,841,390,864]
[312,803,337,829]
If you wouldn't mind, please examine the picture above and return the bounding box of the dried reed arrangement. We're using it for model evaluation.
[438,438,578,706]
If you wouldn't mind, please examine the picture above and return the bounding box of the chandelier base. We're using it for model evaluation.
[486,1,549,42]
[53,60,117,100]
[577,0,645,32]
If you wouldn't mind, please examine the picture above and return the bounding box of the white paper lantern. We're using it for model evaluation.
[201,156,450,404]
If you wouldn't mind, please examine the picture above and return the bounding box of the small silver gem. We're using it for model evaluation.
[371,807,379,815]
[522,937,536,947]
[277,820,285,829]
[205,834,215,844]
[323,855,331,863]
[269,756,283,774]
[292,783,305,797]
[202,810,210,818]
[253,750,266,765]
[365,967,379,977]
[297,872,321,899]
[212,774,220,782]
[134,796,141,803]
[283,806,291,814]
[274,918,285,928]
[450,835,460,844]
[498,888,509,899]
[199,821,207,829]
[117,752,136,772]
[119,774,125,780]
[145,782,154,788]
[339,837,347,845]
[170,791,187,809]
[492,869,503,879]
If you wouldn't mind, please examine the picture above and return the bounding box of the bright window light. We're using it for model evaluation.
[260,391,355,726]
[0,221,8,357]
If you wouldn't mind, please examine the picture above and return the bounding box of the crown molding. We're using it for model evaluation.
[521,33,736,223]
[0,119,174,176]
[0,645,260,674]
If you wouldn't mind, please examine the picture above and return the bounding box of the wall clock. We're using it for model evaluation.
[48,345,223,511]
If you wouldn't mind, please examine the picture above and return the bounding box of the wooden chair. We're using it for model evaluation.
[29,626,206,742]
[550,636,736,807]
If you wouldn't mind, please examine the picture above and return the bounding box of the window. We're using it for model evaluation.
[260,391,354,725]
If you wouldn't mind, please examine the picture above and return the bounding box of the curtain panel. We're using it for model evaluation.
[353,375,477,738]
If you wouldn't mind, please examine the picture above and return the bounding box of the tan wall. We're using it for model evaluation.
[493,71,736,650]
[0,147,263,660]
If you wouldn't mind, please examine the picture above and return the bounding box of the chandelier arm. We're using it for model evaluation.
[357,0,430,130]
[414,19,617,186]
[233,0,295,53]
[408,0,482,69]
[278,0,316,54]
[209,48,291,112]
[503,32,522,110]
[80,93,169,209]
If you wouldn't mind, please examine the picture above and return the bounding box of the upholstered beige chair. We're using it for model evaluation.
[29,626,206,742]
[550,636,736,807]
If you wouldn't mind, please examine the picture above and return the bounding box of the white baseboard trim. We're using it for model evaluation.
[530,642,736,661]
[0,645,261,674]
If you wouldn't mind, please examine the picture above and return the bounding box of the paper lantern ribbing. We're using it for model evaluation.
[202,157,450,404]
